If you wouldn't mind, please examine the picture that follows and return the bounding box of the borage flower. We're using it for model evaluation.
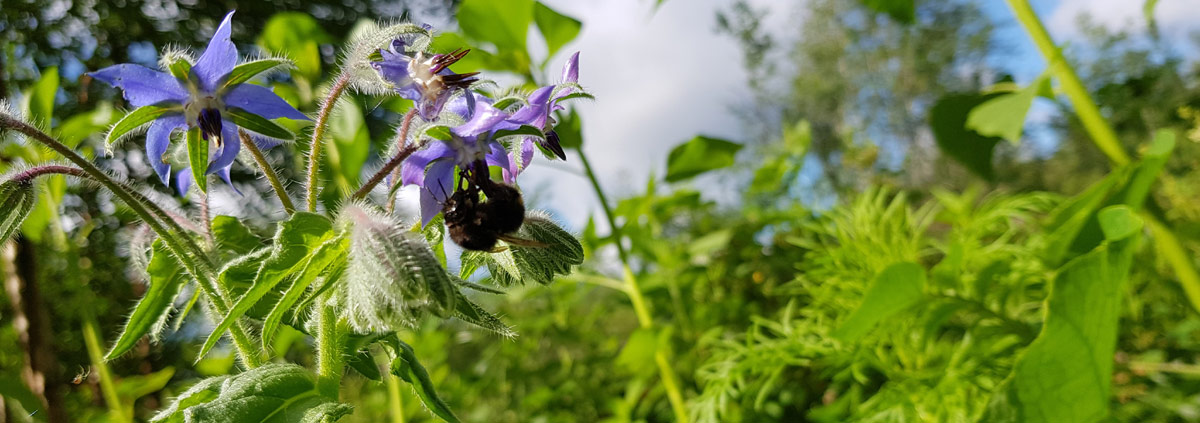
[501,52,583,179]
[400,93,512,226]
[88,11,308,192]
[372,38,479,121]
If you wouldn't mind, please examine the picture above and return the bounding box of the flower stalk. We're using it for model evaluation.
[306,72,353,211]
[239,129,295,213]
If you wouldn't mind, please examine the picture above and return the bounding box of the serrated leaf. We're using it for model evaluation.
[664,135,742,183]
[465,212,583,286]
[199,213,335,360]
[107,240,188,359]
[180,364,348,423]
[106,105,176,148]
[186,128,208,193]
[388,339,460,423]
[983,206,1142,423]
[262,235,349,351]
[339,205,455,331]
[0,181,36,243]
[534,2,582,58]
[226,108,295,140]
[966,75,1050,143]
[224,59,292,88]
[151,375,227,423]
[833,262,926,342]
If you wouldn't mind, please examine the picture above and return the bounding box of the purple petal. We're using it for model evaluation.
[507,86,553,128]
[146,115,187,185]
[193,11,237,93]
[452,100,509,138]
[484,141,510,178]
[175,168,193,196]
[562,52,579,84]
[401,141,454,187]
[206,120,240,175]
[88,64,188,107]
[419,160,455,227]
[373,56,414,87]
[223,84,309,120]
[217,166,242,195]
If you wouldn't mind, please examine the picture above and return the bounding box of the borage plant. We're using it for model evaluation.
[0,11,588,423]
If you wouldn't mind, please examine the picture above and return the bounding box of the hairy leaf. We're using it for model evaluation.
[226,108,296,141]
[105,105,176,148]
[466,212,583,286]
[150,376,227,423]
[164,364,348,423]
[388,339,460,423]
[262,235,349,351]
[224,58,293,88]
[186,128,208,193]
[107,240,188,359]
[0,181,36,243]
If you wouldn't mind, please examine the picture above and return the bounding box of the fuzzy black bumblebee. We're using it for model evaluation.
[442,160,544,252]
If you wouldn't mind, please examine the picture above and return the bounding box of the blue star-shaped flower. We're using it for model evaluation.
[88,11,308,190]
[501,52,581,179]
[372,38,480,122]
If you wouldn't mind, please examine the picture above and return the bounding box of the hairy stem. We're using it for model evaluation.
[199,190,214,249]
[0,116,262,367]
[575,146,689,423]
[316,301,345,398]
[386,110,419,213]
[239,129,295,214]
[305,72,353,211]
[352,143,420,201]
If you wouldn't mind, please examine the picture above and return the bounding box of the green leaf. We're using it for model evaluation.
[114,367,176,403]
[106,105,176,148]
[150,376,227,423]
[186,128,208,193]
[226,108,296,141]
[0,371,45,421]
[107,240,188,359]
[0,181,36,243]
[966,75,1051,143]
[199,213,335,360]
[832,262,926,342]
[324,99,370,195]
[984,206,1142,423]
[26,67,58,128]
[452,288,514,336]
[257,13,332,80]
[167,58,193,80]
[262,235,349,351]
[616,328,657,374]
[929,93,1004,180]
[172,364,349,423]
[1144,0,1160,34]
[492,124,546,140]
[465,211,584,286]
[19,174,65,243]
[858,0,915,23]
[224,58,293,88]
[211,215,264,256]
[664,135,742,183]
[339,204,455,331]
[1116,129,1175,210]
[458,0,534,52]
[533,2,582,58]
[388,339,460,423]
[60,102,118,148]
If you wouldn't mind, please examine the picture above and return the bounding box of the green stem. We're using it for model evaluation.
[316,299,345,398]
[82,317,127,423]
[386,374,407,423]
[575,146,689,423]
[239,129,295,214]
[1006,0,1200,314]
[1005,0,1130,166]
[0,116,262,367]
[305,72,352,211]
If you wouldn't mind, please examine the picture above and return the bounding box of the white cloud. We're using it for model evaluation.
[1048,0,1200,52]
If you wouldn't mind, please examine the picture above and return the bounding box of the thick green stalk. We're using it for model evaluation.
[316,299,345,398]
[239,130,295,214]
[1005,0,1130,166]
[1005,0,1200,313]
[576,147,689,423]
[386,374,407,423]
[82,317,127,422]
[305,72,353,211]
[0,116,262,367]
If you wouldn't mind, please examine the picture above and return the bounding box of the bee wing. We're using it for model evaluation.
[497,234,548,249]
